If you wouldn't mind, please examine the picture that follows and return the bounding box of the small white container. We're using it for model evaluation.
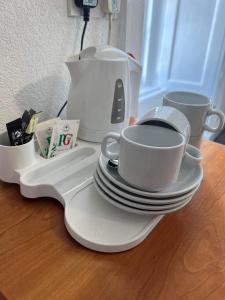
[0,132,36,183]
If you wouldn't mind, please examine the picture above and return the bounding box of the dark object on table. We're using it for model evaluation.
[107,159,118,168]
[214,128,225,145]
[0,291,8,300]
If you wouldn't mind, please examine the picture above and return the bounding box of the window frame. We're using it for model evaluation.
[118,0,167,117]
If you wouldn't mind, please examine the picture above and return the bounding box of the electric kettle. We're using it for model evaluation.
[66,46,142,142]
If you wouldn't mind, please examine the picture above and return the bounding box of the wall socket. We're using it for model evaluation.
[67,0,105,18]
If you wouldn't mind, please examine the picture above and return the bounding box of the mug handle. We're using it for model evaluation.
[203,107,225,133]
[184,144,203,166]
[101,132,120,160]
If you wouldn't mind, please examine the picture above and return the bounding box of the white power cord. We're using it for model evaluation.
[107,13,113,45]
[103,0,121,46]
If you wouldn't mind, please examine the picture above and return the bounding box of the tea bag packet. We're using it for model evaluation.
[48,120,80,158]
[21,110,42,144]
[6,118,24,146]
[35,118,59,158]
[26,110,42,135]
[21,110,30,132]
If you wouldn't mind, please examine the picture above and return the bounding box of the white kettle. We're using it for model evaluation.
[66,46,142,142]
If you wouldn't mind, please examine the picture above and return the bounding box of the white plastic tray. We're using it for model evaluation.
[0,139,163,253]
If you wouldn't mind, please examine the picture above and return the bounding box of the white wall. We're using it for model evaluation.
[0,0,120,132]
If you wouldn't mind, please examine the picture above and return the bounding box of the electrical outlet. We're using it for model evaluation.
[67,0,105,17]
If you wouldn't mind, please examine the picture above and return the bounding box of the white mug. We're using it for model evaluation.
[163,91,225,137]
[0,132,36,183]
[101,125,202,191]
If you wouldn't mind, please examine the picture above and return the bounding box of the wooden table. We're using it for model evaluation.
[1,140,225,300]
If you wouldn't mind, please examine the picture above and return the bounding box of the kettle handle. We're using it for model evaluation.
[128,56,142,125]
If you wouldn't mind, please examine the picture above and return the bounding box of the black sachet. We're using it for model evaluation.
[6,118,24,146]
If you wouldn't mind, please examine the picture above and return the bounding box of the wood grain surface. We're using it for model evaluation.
[1,141,225,300]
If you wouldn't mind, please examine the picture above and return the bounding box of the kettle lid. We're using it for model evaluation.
[78,46,129,61]
[79,46,97,60]
[94,46,129,60]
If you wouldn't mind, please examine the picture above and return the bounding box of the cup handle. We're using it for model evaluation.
[204,107,225,133]
[184,144,203,166]
[101,132,120,160]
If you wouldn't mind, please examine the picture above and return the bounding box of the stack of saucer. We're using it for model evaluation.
[93,107,203,216]
[93,142,203,216]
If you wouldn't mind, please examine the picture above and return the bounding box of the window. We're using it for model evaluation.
[119,0,225,118]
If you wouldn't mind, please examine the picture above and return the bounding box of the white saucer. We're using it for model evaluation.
[93,176,194,216]
[99,146,203,198]
[65,181,163,252]
[94,170,197,210]
[96,164,198,204]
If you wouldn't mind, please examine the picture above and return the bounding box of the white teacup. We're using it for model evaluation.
[137,106,191,143]
[163,91,225,137]
[101,125,202,191]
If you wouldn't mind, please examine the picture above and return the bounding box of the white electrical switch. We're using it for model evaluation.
[103,0,121,14]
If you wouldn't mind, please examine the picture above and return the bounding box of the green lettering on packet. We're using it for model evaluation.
[48,142,57,158]
[35,118,59,158]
